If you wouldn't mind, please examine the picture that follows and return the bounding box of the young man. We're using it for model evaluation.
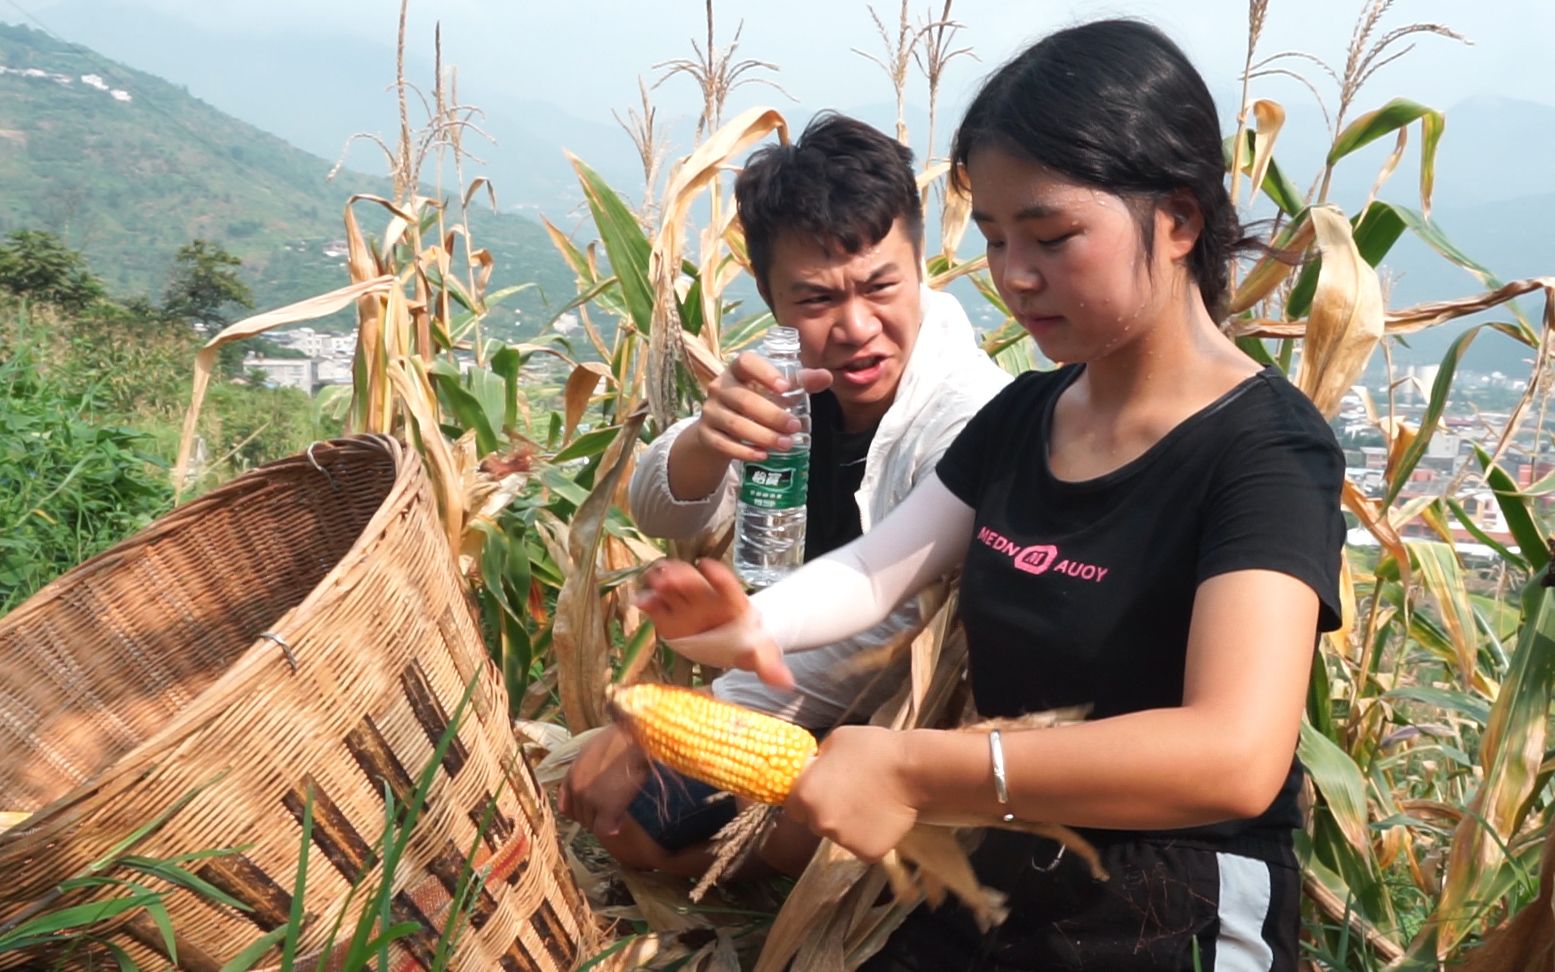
[559,112,1009,876]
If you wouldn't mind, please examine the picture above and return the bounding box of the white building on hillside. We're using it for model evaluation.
[246,357,314,393]
[316,358,353,385]
[279,327,329,357]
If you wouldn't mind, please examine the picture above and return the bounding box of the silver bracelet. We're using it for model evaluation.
[988,729,1016,823]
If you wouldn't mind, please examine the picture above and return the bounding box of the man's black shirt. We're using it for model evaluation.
[804,389,876,561]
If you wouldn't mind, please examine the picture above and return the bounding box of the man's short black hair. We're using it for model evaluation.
[735,112,923,297]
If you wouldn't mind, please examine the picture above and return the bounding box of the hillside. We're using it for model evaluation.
[0,23,574,336]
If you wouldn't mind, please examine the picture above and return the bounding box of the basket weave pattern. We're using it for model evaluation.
[0,436,596,970]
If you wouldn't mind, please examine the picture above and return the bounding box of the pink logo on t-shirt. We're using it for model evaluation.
[1014,544,1057,575]
[975,528,1109,583]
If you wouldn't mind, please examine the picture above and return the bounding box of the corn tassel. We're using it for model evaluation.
[606,683,816,804]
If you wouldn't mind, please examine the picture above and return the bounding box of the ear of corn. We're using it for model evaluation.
[607,683,817,805]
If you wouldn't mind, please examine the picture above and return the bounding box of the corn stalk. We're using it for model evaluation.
[1224,5,1554,963]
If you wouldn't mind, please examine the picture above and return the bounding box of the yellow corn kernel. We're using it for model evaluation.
[606,683,817,805]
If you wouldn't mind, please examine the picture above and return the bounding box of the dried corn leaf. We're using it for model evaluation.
[662,103,777,223]
[1293,206,1384,417]
[618,868,714,934]
[794,907,851,972]
[696,204,740,364]
[1246,99,1286,212]
[173,274,395,498]
[940,181,973,263]
[1343,479,1410,587]
[698,930,742,972]
[1387,498,1440,548]
[563,361,613,443]
[893,826,1008,931]
[604,534,648,648]
[916,586,958,703]
[512,718,572,758]
[344,199,388,431]
[1230,277,1555,340]
[1365,126,1410,212]
[1398,799,1466,829]
[648,107,789,427]
[915,160,949,192]
[754,840,872,972]
[1381,418,1420,501]
[927,254,987,291]
[722,217,753,274]
[462,174,496,211]
[840,880,909,968]
[1227,212,1315,316]
[386,357,465,550]
[533,511,572,577]
[1324,547,1359,663]
[532,724,607,787]
[553,405,650,731]
[381,282,416,361]
[520,667,559,722]
[1386,276,1554,337]
[678,331,726,389]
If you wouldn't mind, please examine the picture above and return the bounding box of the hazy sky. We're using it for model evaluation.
[4,0,1547,370]
[13,0,1555,132]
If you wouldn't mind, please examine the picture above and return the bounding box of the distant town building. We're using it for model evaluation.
[278,327,330,357]
[1517,459,1555,490]
[315,358,353,385]
[1457,488,1511,538]
[246,357,315,393]
[1401,364,1441,403]
[1426,429,1462,460]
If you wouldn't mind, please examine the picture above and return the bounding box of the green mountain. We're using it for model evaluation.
[0,22,573,336]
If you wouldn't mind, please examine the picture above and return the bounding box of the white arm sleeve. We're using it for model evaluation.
[752,472,974,651]
[627,418,737,540]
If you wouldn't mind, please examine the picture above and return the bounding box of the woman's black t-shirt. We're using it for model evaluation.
[936,364,1344,857]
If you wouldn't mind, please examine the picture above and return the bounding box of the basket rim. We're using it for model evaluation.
[0,434,443,847]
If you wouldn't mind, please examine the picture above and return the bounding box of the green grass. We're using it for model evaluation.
[0,336,171,611]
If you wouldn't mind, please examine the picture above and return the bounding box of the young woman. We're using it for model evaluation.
[637,19,1344,971]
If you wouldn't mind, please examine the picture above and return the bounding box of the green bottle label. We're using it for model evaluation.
[739,452,809,510]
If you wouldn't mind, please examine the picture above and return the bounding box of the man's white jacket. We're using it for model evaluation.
[627,286,1012,725]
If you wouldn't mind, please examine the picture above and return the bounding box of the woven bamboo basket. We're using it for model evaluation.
[0,435,599,970]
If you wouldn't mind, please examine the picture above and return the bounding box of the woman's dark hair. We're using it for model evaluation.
[950,20,1250,318]
[736,112,922,297]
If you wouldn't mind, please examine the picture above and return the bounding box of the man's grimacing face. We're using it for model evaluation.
[760,219,922,426]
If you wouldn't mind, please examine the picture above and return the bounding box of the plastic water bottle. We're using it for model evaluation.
[733,326,810,589]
